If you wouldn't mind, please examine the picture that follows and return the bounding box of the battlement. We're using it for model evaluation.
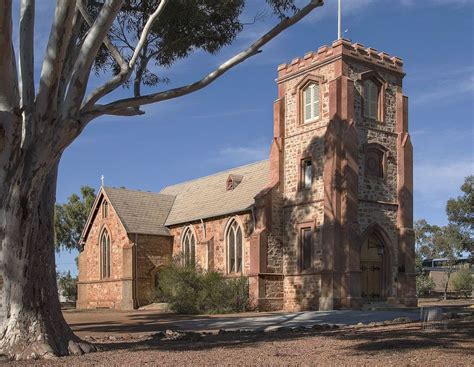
[277,38,404,79]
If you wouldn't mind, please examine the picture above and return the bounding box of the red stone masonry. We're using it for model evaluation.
[276,39,404,80]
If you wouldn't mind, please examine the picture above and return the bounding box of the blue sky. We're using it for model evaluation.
[21,1,472,275]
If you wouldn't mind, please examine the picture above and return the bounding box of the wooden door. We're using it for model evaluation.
[361,233,384,300]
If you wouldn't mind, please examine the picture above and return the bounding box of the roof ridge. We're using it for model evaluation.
[160,159,269,192]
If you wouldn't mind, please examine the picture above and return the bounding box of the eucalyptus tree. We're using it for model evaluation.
[0,0,324,360]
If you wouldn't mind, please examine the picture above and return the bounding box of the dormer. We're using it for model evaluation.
[226,174,243,191]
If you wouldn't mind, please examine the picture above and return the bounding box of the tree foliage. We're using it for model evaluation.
[57,271,79,302]
[415,175,474,299]
[416,274,435,297]
[446,175,473,255]
[451,267,473,298]
[90,0,303,96]
[54,186,96,252]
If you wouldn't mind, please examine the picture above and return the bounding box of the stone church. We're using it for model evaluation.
[77,38,417,311]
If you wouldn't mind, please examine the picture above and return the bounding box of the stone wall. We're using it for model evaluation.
[134,234,173,306]
[278,57,335,311]
[169,213,253,274]
[77,197,131,309]
[275,39,414,310]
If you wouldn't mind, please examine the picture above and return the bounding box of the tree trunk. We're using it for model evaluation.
[0,153,93,360]
[443,269,452,301]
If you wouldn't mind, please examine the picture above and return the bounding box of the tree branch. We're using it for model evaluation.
[19,0,35,113]
[83,0,324,120]
[76,0,127,70]
[35,0,76,118]
[81,0,168,110]
[129,0,168,70]
[57,7,85,113]
[19,0,35,147]
[0,0,19,111]
[63,0,123,119]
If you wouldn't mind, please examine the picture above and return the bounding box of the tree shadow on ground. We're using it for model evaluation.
[91,320,473,356]
[70,311,321,335]
[332,320,474,353]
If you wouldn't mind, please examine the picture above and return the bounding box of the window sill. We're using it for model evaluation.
[363,116,385,124]
[300,117,321,127]
[364,174,387,182]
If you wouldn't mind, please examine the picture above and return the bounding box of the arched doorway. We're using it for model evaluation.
[360,232,385,300]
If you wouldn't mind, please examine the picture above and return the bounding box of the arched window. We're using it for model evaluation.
[227,219,243,273]
[365,144,386,179]
[303,82,320,123]
[363,79,379,119]
[100,229,111,278]
[182,227,196,266]
[102,200,109,218]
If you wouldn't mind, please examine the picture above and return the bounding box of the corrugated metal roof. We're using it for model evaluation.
[103,186,175,236]
[161,160,269,225]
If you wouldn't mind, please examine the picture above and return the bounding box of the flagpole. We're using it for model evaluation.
[338,0,342,40]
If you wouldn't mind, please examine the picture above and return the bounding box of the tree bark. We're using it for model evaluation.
[0,146,93,360]
[443,268,453,301]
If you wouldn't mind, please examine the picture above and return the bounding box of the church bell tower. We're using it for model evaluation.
[269,38,416,311]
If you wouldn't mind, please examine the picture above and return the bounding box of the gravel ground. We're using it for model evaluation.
[5,319,473,366]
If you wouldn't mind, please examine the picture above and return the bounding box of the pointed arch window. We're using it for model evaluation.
[359,70,386,122]
[227,219,243,273]
[182,227,196,266]
[100,229,111,278]
[363,79,379,119]
[102,200,109,218]
[303,82,321,123]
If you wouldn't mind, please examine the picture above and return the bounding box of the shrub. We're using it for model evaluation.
[156,263,249,314]
[416,274,435,297]
[452,268,473,298]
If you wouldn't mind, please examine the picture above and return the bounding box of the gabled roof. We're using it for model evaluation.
[160,160,269,226]
[103,187,175,236]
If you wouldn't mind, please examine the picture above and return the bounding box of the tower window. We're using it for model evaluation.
[303,83,320,123]
[300,227,313,271]
[365,145,385,179]
[363,79,379,120]
[301,158,313,190]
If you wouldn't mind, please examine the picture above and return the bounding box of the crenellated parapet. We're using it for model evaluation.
[277,39,404,81]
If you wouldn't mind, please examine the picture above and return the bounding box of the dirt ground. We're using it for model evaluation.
[5,319,473,366]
